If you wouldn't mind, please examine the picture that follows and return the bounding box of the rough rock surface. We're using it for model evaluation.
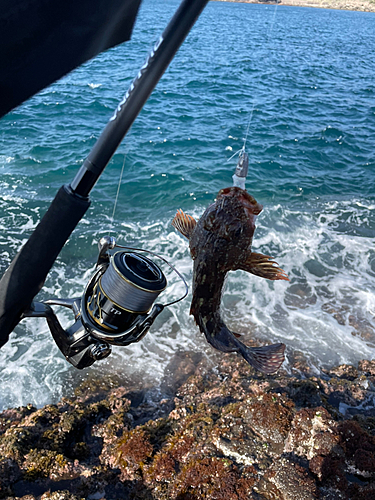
[1,351,375,500]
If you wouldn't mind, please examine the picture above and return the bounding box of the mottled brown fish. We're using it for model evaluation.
[172,186,289,374]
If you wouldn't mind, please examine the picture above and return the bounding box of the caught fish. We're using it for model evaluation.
[172,186,289,374]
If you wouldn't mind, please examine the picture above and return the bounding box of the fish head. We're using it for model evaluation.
[200,186,263,245]
[217,186,263,217]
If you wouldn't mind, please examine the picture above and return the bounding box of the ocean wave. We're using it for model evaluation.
[0,196,374,410]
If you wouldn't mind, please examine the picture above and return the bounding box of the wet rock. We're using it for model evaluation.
[0,406,36,436]
[255,457,318,499]
[287,350,316,377]
[325,364,359,381]
[321,302,375,346]
[110,427,153,480]
[304,259,333,279]
[358,359,375,376]
[235,393,294,454]
[338,420,375,474]
[316,367,374,418]
[161,350,203,396]
[349,314,375,344]
[0,458,22,497]
[321,301,350,325]
[170,457,256,500]
[284,282,317,309]
[284,407,342,465]
[40,492,83,500]
[1,353,375,499]
[209,393,293,473]
[286,379,323,408]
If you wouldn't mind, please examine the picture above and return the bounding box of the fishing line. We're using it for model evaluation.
[109,150,128,235]
[243,102,255,152]
[105,148,188,308]
[232,3,279,162]
[227,148,244,163]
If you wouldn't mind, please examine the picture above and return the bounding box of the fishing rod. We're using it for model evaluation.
[0,0,209,352]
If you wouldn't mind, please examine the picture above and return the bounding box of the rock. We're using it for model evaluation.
[321,301,349,326]
[358,360,375,376]
[287,350,315,377]
[40,493,82,500]
[325,364,359,381]
[255,457,318,499]
[284,282,317,309]
[321,303,375,346]
[1,353,375,499]
[349,314,375,345]
[161,350,203,396]
[285,407,343,480]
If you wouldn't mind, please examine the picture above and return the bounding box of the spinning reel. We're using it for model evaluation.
[23,237,188,369]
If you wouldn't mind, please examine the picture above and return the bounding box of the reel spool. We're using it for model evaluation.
[87,252,167,333]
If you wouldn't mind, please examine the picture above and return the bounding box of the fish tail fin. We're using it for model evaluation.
[238,342,286,374]
[196,313,285,375]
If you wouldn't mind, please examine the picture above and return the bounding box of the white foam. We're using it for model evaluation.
[0,199,374,410]
[0,156,14,164]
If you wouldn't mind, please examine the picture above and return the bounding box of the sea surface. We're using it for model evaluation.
[0,0,374,411]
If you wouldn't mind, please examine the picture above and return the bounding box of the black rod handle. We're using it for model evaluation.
[0,186,90,347]
[70,0,209,197]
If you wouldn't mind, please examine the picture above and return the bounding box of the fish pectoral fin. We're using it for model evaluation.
[172,209,197,239]
[238,252,289,281]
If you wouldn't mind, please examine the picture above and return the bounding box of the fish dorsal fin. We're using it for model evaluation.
[172,209,197,239]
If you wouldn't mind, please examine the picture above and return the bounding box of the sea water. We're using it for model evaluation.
[0,0,374,411]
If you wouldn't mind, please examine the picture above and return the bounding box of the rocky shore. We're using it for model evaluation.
[214,0,375,13]
[1,346,375,500]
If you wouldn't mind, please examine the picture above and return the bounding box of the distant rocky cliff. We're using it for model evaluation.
[215,0,375,13]
[1,348,375,499]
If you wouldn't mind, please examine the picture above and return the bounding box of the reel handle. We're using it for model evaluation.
[22,301,111,369]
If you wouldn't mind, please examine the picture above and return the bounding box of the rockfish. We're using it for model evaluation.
[172,186,289,374]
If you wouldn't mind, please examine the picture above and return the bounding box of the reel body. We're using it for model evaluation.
[22,237,185,369]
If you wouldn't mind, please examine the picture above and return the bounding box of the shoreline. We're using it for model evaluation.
[213,0,375,13]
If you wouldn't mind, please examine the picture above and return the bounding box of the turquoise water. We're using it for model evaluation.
[0,0,374,410]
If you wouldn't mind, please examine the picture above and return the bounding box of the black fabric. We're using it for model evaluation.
[0,0,142,118]
[0,186,90,346]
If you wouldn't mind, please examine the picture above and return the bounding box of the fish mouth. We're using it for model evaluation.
[218,186,263,215]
